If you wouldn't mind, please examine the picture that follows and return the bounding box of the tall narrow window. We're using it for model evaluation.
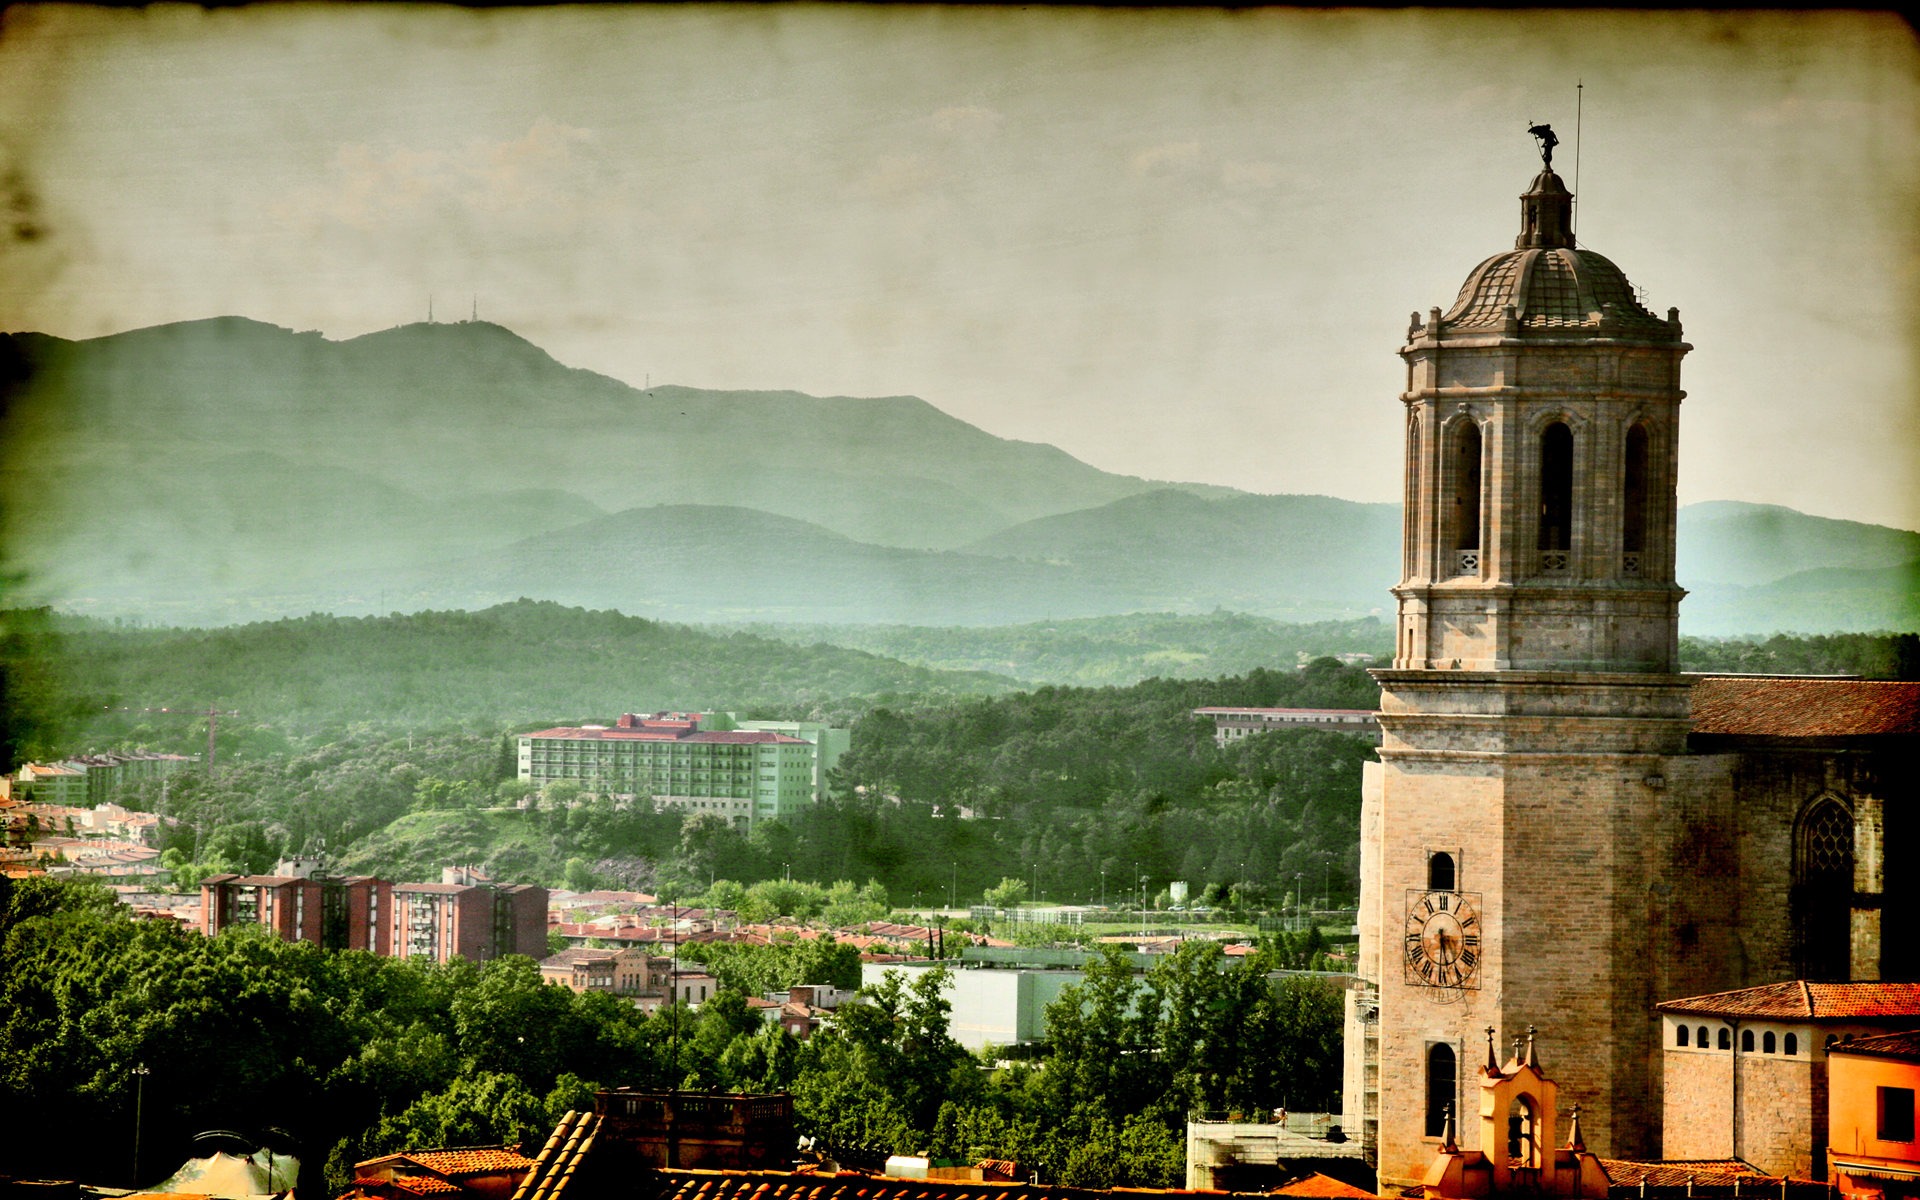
[1538,422,1574,560]
[1622,424,1649,557]
[1426,1043,1457,1138]
[1428,852,1457,892]
[1406,415,1422,579]
[1794,798,1855,980]
[1450,422,1482,572]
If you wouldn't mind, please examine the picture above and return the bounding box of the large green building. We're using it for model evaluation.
[516,712,843,831]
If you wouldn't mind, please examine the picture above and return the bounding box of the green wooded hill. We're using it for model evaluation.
[20,600,1016,753]
[3,318,1915,635]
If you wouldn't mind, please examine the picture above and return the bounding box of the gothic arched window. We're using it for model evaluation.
[1426,1043,1457,1138]
[1623,423,1650,568]
[1794,797,1855,981]
[1538,422,1574,561]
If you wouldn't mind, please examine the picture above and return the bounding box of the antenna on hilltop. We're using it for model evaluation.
[471,295,477,322]
[428,294,434,323]
[1572,80,1584,242]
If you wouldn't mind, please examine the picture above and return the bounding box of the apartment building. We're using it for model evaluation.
[517,712,830,830]
[201,872,393,953]
[11,752,196,806]
[201,863,547,963]
[391,880,548,965]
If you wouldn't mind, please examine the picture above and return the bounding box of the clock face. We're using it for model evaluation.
[1404,889,1482,989]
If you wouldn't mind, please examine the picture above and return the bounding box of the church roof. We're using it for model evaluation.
[1689,677,1920,737]
[1656,980,1920,1020]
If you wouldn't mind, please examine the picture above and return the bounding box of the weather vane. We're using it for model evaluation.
[1528,121,1559,169]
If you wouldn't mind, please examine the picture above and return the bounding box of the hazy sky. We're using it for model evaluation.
[3,6,1916,528]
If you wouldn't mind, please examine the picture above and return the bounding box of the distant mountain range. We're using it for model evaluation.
[1,318,1912,635]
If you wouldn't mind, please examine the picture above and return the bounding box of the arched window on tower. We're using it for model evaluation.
[1622,423,1649,576]
[1426,1043,1457,1138]
[1428,852,1456,892]
[1507,1095,1538,1166]
[1406,414,1422,580]
[1538,422,1574,570]
[1793,797,1855,981]
[1449,422,1482,575]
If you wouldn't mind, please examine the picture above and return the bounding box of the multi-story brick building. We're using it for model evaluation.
[1658,982,1920,1179]
[1346,137,1920,1185]
[201,872,393,953]
[517,712,827,831]
[202,864,545,963]
[391,879,548,964]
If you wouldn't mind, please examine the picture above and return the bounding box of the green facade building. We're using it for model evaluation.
[517,712,839,831]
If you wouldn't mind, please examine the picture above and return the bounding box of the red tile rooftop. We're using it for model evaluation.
[1690,677,1920,738]
[1599,1161,1767,1188]
[1656,980,1920,1020]
[1829,1030,1920,1061]
[1273,1174,1377,1198]
[651,1167,1262,1200]
[524,727,808,744]
[404,1148,536,1176]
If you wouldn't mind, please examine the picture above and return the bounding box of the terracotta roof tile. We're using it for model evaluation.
[1657,980,1920,1020]
[406,1149,535,1176]
[1599,1161,1764,1188]
[1274,1173,1377,1198]
[1829,1030,1920,1061]
[1690,677,1920,738]
[393,1178,462,1196]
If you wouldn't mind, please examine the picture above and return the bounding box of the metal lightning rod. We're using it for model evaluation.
[1573,80,1584,242]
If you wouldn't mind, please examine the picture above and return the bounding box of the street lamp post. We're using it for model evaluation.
[1295,873,1304,931]
[131,1062,150,1186]
[949,861,957,912]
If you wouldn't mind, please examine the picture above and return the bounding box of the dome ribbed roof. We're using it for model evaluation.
[1441,246,1673,337]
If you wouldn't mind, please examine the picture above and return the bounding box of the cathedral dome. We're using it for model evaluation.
[1436,165,1676,339]
[1440,246,1673,336]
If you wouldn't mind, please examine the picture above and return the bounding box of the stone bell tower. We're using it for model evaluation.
[1391,163,1689,673]
[1351,136,1702,1186]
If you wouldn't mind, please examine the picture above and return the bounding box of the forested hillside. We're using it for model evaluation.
[6,600,1014,760]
